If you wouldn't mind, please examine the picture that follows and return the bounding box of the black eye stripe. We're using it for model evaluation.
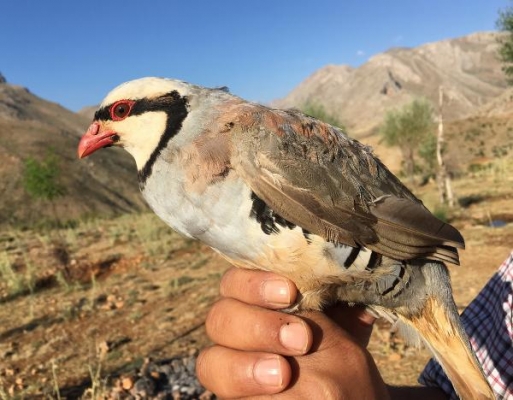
[94,107,110,121]
[93,91,185,122]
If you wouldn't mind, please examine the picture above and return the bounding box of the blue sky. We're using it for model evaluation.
[0,0,508,111]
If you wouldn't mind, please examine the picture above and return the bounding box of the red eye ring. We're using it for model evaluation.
[110,100,135,121]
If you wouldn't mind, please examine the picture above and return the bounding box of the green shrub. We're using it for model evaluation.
[302,102,345,130]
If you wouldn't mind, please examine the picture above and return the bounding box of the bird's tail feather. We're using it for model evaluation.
[402,296,495,400]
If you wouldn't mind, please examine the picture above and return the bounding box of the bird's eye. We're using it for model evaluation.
[110,100,134,121]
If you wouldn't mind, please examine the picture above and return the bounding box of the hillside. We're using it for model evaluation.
[77,105,99,122]
[274,32,507,138]
[0,77,147,226]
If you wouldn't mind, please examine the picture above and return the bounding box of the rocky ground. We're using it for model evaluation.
[0,164,512,399]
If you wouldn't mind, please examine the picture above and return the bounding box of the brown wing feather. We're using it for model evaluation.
[230,105,464,264]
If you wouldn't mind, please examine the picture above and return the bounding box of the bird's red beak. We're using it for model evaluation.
[78,122,118,158]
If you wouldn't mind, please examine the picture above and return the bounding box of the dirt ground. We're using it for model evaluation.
[1,168,512,399]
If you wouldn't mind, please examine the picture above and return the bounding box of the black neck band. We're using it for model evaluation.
[136,92,189,186]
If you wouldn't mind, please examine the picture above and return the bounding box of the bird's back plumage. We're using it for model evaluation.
[228,104,464,262]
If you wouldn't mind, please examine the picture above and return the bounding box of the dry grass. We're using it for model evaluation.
[0,213,226,398]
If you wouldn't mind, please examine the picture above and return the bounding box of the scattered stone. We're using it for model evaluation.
[97,341,110,358]
[131,376,156,397]
[102,354,214,399]
[15,377,23,388]
[121,376,135,390]
[101,293,125,310]
[199,390,215,400]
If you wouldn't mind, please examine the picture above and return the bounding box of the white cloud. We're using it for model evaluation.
[356,50,365,57]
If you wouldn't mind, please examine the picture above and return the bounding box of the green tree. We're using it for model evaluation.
[23,150,71,278]
[497,4,513,84]
[418,133,438,179]
[23,150,67,224]
[380,98,435,184]
[302,101,346,130]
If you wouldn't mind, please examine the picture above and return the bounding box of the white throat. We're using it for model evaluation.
[120,111,168,170]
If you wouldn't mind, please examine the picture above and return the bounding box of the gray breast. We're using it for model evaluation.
[141,159,272,260]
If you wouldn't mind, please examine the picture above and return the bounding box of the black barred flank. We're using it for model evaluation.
[366,251,382,271]
[250,192,296,235]
[302,228,312,243]
[344,246,360,268]
[380,264,407,297]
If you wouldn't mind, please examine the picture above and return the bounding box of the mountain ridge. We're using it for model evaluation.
[274,31,507,138]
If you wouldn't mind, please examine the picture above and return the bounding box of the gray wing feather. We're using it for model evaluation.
[231,107,464,264]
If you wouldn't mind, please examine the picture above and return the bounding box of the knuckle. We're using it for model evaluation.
[295,370,344,400]
[316,378,346,400]
[342,339,372,370]
[205,298,243,344]
[195,348,212,386]
[219,268,237,297]
[205,299,229,339]
[326,331,369,365]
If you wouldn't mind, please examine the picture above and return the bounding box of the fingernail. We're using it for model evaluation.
[253,357,283,387]
[279,322,309,353]
[262,279,291,307]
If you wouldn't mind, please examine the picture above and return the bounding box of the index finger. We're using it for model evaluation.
[220,268,298,309]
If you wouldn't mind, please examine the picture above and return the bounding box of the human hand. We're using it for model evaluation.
[196,267,390,399]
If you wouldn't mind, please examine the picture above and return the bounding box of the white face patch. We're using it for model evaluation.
[112,111,168,169]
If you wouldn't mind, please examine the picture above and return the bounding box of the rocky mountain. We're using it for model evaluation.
[473,85,513,118]
[0,75,146,226]
[274,32,508,138]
